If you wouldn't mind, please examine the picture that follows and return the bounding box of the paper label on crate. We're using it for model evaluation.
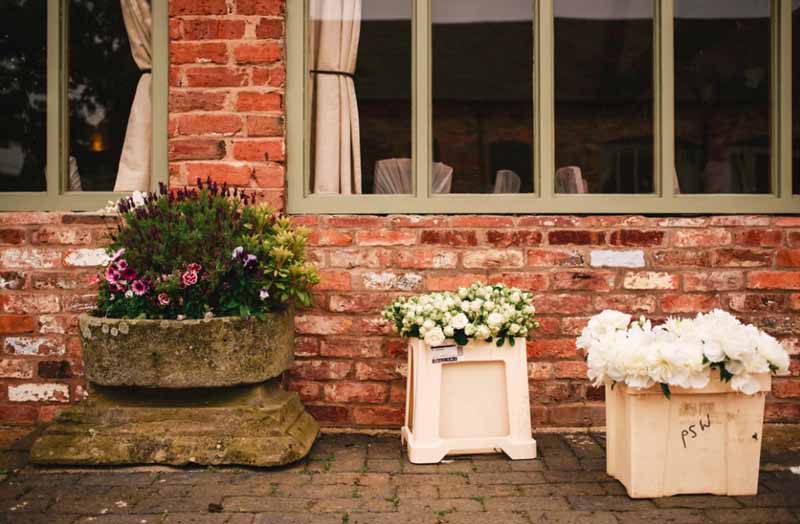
[430,343,462,364]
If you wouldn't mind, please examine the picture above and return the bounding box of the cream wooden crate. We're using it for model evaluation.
[606,374,771,498]
[401,338,536,464]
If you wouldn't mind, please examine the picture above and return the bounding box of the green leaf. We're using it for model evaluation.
[660,383,672,400]
[453,331,468,346]
[496,337,504,348]
[509,337,515,347]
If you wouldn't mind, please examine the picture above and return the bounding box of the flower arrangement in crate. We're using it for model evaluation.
[580,310,791,498]
[382,282,539,347]
[577,309,790,397]
[96,180,319,320]
[386,282,541,464]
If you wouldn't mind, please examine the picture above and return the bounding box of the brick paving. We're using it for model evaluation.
[0,432,798,524]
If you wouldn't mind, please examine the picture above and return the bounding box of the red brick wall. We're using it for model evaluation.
[0,0,798,428]
[291,214,800,428]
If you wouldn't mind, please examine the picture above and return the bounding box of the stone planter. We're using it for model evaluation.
[80,314,294,388]
[401,338,536,464]
[606,374,771,498]
[30,311,319,467]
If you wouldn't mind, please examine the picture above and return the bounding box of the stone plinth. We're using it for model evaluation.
[30,381,318,467]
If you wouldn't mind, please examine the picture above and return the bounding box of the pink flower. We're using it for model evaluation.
[157,293,171,306]
[108,281,123,293]
[105,266,120,283]
[131,280,148,296]
[187,263,202,273]
[182,270,199,287]
[115,259,129,272]
[111,248,125,262]
[122,268,138,281]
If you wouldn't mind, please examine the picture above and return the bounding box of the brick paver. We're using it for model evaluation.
[0,433,798,524]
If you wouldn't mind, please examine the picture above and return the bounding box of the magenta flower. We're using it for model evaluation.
[131,280,148,296]
[187,263,202,273]
[157,293,171,306]
[182,271,199,287]
[121,267,138,281]
[115,259,129,272]
[105,266,120,283]
[110,248,125,262]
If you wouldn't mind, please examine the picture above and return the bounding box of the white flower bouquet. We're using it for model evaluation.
[577,309,790,397]
[383,282,539,347]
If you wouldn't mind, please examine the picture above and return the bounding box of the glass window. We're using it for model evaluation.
[432,0,534,194]
[0,0,47,192]
[554,0,654,195]
[675,0,771,194]
[308,0,412,195]
[69,0,150,192]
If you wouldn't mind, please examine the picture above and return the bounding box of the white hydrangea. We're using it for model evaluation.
[577,309,790,397]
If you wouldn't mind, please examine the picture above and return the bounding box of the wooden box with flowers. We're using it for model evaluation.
[578,310,791,498]
[30,181,321,467]
[384,283,539,464]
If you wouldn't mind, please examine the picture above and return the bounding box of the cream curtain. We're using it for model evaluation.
[309,0,362,194]
[115,0,152,192]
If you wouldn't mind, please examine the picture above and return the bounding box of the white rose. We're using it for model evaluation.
[443,325,455,337]
[484,301,495,311]
[424,326,446,346]
[450,313,469,330]
[464,324,476,336]
[423,319,435,330]
[487,312,504,327]
[476,325,491,339]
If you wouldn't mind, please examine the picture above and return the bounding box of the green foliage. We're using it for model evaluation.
[95,180,319,320]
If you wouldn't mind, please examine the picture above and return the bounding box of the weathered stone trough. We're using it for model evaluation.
[30,311,319,467]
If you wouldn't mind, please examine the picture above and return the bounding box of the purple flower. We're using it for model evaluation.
[182,271,199,287]
[231,247,244,260]
[131,280,148,296]
[244,254,257,268]
[259,288,270,301]
[157,293,171,306]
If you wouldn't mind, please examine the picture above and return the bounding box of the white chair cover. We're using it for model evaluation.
[493,169,521,193]
[373,158,453,194]
[555,166,588,194]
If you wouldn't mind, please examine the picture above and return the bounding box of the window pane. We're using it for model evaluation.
[309,0,412,195]
[794,2,800,195]
[555,0,654,195]
[0,0,47,192]
[69,0,147,192]
[675,0,771,194]
[432,0,534,194]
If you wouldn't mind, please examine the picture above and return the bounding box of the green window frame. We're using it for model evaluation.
[0,0,169,212]
[287,0,799,214]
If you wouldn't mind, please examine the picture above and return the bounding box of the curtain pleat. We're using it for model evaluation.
[310,0,362,194]
[114,0,152,192]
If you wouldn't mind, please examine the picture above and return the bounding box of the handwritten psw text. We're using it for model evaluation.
[680,413,711,449]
